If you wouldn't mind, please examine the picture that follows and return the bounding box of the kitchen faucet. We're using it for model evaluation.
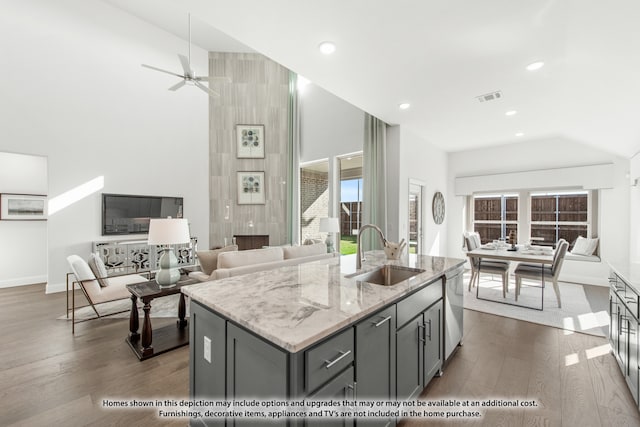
[356,224,387,270]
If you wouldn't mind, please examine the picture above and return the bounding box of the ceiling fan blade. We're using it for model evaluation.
[141,64,184,79]
[195,76,232,83]
[178,54,191,75]
[194,80,220,97]
[168,80,187,91]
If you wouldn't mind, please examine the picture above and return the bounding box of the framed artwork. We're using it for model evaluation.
[236,124,265,158]
[237,171,265,205]
[0,194,48,220]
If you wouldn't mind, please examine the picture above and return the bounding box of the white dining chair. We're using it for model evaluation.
[514,239,569,308]
[464,233,511,297]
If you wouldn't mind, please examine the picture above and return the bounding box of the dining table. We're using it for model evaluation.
[467,244,554,310]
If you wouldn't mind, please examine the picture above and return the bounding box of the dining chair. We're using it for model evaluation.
[464,234,511,297]
[514,239,569,308]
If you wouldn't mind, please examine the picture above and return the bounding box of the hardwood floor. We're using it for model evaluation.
[1,284,639,426]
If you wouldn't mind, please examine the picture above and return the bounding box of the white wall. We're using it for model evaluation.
[447,136,630,286]
[300,83,364,163]
[630,152,640,262]
[387,126,448,256]
[0,0,210,292]
[0,152,48,287]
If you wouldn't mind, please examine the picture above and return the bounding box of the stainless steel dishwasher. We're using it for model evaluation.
[444,265,464,361]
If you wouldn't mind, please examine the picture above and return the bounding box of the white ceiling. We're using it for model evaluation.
[104,0,640,158]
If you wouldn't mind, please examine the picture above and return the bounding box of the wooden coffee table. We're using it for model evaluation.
[125,276,197,360]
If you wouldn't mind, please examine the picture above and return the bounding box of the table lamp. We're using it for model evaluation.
[148,217,191,287]
[319,217,340,253]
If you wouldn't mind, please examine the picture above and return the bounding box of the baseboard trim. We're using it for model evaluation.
[560,274,608,287]
[46,282,69,294]
[0,275,47,289]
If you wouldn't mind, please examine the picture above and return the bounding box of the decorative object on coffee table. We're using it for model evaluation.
[432,191,445,224]
[319,217,340,253]
[147,218,191,287]
[237,171,265,205]
[236,124,265,158]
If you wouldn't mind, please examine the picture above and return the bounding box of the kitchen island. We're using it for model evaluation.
[182,252,465,427]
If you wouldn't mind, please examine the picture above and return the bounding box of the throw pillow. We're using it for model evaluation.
[197,245,238,275]
[570,236,599,256]
[87,253,109,287]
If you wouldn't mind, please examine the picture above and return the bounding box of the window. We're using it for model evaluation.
[339,155,363,255]
[530,191,589,249]
[472,194,518,244]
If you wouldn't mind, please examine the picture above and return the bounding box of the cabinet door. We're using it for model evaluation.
[610,288,619,356]
[355,306,395,427]
[423,301,442,384]
[625,307,639,403]
[227,324,288,427]
[306,366,355,427]
[190,301,226,427]
[619,295,629,373]
[396,316,423,401]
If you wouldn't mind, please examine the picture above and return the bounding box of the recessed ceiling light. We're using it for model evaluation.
[526,61,545,71]
[515,132,524,137]
[399,103,411,110]
[505,110,518,116]
[318,41,336,55]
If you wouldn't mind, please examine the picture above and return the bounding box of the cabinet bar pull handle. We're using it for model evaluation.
[417,323,426,343]
[372,316,392,327]
[325,350,351,369]
[426,319,432,340]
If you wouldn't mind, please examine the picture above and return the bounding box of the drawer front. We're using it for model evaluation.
[624,282,640,319]
[305,327,354,393]
[396,279,443,328]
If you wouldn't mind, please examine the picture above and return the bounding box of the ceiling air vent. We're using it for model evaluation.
[476,91,502,103]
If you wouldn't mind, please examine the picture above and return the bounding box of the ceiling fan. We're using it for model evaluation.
[141,13,230,97]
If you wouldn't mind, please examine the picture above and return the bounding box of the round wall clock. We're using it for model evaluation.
[432,191,445,224]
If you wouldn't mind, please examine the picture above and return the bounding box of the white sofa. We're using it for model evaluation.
[188,243,335,282]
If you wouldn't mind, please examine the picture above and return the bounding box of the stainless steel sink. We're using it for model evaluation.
[347,265,425,286]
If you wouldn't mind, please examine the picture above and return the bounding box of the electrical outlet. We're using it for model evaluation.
[203,336,212,363]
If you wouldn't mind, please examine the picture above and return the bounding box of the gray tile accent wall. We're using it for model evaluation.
[208,52,290,248]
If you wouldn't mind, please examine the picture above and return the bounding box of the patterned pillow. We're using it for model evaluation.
[88,253,109,287]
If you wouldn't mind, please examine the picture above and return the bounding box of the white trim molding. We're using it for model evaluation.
[455,163,615,196]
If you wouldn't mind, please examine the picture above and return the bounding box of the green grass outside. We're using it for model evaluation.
[340,235,358,255]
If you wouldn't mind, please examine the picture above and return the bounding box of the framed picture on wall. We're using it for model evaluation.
[0,194,48,220]
[236,124,265,158]
[237,172,266,205]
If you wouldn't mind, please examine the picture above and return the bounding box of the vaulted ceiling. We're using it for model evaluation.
[105,0,640,157]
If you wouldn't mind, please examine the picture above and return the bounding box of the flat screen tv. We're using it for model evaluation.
[102,193,184,236]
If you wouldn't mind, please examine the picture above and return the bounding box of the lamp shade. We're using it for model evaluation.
[319,217,340,233]
[147,218,190,245]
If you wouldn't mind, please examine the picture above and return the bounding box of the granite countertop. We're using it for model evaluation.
[609,261,640,294]
[182,251,465,353]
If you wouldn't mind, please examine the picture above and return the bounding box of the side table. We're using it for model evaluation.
[125,276,197,360]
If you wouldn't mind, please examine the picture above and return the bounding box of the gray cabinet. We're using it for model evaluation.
[226,324,288,427]
[609,272,640,407]
[423,301,442,383]
[396,315,424,401]
[190,301,226,427]
[355,306,396,427]
[306,366,356,427]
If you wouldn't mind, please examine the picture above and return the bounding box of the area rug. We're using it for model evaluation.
[463,272,609,337]
[58,294,186,321]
